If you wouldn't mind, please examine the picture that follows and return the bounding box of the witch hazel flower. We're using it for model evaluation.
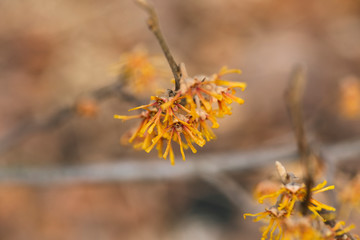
[244,162,356,240]
[114,63,246,164]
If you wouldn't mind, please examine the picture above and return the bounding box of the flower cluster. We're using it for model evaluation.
[244,162,355,240]
[114,64,246,164]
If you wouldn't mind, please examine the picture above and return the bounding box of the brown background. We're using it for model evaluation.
[0,0,359,239]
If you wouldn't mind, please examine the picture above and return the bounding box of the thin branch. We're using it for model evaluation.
[285,65,315,215]
[0,76,141,155]
[284,67,357,240]
[200,173,262,213]
[135,0,181,91]
[0,138,359,184]
[285,65,309,156]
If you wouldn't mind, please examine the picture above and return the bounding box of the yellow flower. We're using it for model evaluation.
[145,118,205,164]
[331,221,356,238]
[258,180,335,220]
[244,206,286,240]
[115,64,245,164]
[112,48,170,93]
[281,216,326,240]
[245,162,356,240]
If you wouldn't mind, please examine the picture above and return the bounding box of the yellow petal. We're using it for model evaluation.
[215,79,246,90]
[258,189,284,204]
[200,121,216,141]
[311,180,328,192]
[222,94,233,104]
[160,92,181,110]
[184,134,197,153]
[310,199,336,211]
[335,224,355,236]
[163,108,173,123]
[286,196,297,217]
[308,205,324,221]
[128,103,155,111]
[262,218,275,240]
[243,212,266,220]
[312,185,335,194]
[177,132,186,161]
[156,138,163,158]
[141,133,152,150]
[160,101,173,110]
[145,128,167,153]
[276,226,282,240]
[114,114,141,121]
[129,120,146,143]
[186,95,199,119]
[224,93,245,104]
[218,66,242,76]
[184,127,205,147]
[207,115,219,128]
[199,88,223,100]
[163,129,174,160]
[147,111,161,134]
[196,92,212,111]
[169,145,175,165]
[270,221,279,240]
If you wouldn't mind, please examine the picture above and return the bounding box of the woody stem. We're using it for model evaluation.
[136,0,181,91]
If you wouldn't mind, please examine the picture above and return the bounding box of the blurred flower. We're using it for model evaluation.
[244,180,336,240]
[339,174,360,214]
[254,180,282,205]
[331,221,356,239]
[281,216,343,240]
[111,47,170,94]
[76,99,98,117]
[244,162,356,240]
[258,180,335,220]
[339,76,360,119]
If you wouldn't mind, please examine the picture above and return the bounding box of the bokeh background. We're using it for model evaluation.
[0,0,360,239]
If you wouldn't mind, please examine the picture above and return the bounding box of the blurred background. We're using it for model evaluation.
[0,0,360,239]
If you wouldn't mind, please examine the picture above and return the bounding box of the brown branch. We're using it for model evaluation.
[0,76,141,155]
[285,65,309,155]
[284,67,356,240]
[285,65,315,215]
[0,138,359,184]
[135,0,181,91]
[200,173,261,213]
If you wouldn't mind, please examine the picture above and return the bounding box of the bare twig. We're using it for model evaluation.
[0,138,359,184]
[285,65,315,215]
[200,173,261,213]
[135,0,181,91]
[285,66,309,155]
[284,67,356,240]
[0,76,141,155]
